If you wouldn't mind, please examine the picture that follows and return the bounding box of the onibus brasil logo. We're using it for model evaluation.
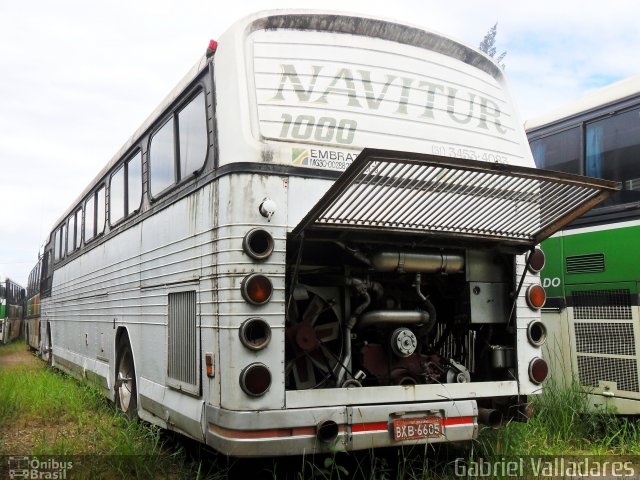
[8,456,73,479]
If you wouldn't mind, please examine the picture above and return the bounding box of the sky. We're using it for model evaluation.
[1,0,639,287]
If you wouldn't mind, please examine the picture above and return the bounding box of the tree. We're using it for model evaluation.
[479,23,507,69]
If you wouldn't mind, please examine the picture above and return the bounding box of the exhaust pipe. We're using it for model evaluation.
[316,420,339,443]
[478,408,503,428]
[358,310,430,329]
[370,251,464,274]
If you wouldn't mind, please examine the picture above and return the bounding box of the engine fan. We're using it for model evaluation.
[285,286,344,389]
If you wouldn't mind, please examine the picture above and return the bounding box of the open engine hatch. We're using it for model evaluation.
[292,148,620,251]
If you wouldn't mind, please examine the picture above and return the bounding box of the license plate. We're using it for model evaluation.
[392,416,443,441]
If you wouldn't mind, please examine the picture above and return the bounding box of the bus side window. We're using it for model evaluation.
[586,107,640,207]
[67,214,75,253]
[150,118,175,197]
[85,194,95,242]
[149,89,207,199]
[54,226,65,262]
[530,127,581,174]
[110,165,126,225]
[110,152,143,226]
[128,153,142,213]
[40,250,53,298]
[96,186,105,235]
[75,208,82,249]
[178,91,207,178]
[60,224,66,259]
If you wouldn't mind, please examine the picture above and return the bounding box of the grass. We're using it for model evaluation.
[0,340,226,479]
[3,339,640,479]
[476,375,640,458]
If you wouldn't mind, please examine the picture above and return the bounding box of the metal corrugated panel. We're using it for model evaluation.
[293,149,619,251]
[168,291,197,385]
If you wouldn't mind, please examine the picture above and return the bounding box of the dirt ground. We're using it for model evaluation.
[0,344,41,369]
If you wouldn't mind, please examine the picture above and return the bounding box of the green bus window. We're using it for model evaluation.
[530,127,581,174]
[586,107,640,207]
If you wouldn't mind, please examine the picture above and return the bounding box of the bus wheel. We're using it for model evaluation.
[115,338,138,419]
[42,324,52,366]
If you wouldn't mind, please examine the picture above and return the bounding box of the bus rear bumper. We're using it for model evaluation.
[205,400,478,457]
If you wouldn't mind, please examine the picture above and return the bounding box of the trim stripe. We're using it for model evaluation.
[352,422,388,433]
[210,416,475,439]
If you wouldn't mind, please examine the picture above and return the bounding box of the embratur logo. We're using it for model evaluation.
[291,148,310,166]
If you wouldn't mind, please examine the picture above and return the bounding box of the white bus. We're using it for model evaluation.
[38,10,616,456]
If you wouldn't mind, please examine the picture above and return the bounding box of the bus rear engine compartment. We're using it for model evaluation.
[285,239,515,390]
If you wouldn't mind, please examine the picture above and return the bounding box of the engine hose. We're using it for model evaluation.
[339,278,371,385]
[414,273,437,336]
[417,297,437,338]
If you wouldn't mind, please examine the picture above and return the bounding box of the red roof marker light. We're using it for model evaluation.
[206,40,218,58]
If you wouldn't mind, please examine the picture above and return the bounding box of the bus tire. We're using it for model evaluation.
[115,336,138,419]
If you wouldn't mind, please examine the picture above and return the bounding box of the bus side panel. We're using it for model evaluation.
[543,223,640,405]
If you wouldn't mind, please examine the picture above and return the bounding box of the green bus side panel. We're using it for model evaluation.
[539,236,564,298]
[541,224,640,295]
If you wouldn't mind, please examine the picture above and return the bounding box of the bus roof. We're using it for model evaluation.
[525,75,640,132]
[49,9,504,235]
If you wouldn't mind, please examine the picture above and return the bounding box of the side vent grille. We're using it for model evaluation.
[577,356,639,392]
[566,253,605,274]
[168,291,197,386]
[572,289,632,320]
[574,322,635,356]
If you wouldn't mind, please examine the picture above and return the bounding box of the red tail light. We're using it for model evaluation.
[529,357,549,384]
[526,284,546,309]
[527,247,546,273]
[240,363,271,396]
[241,274,273,305]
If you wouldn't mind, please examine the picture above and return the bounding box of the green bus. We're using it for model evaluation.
[0,275,25,344]
[526,75,640,413]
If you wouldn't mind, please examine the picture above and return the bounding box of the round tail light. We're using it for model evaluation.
[241,274,273,305]
[526,284,546,309]
[529,357,549,384]
[240,363,271,396]
[527,320,547,346]
[243,228,274,260]
[527,247,546,273]
[239,318,271,350]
